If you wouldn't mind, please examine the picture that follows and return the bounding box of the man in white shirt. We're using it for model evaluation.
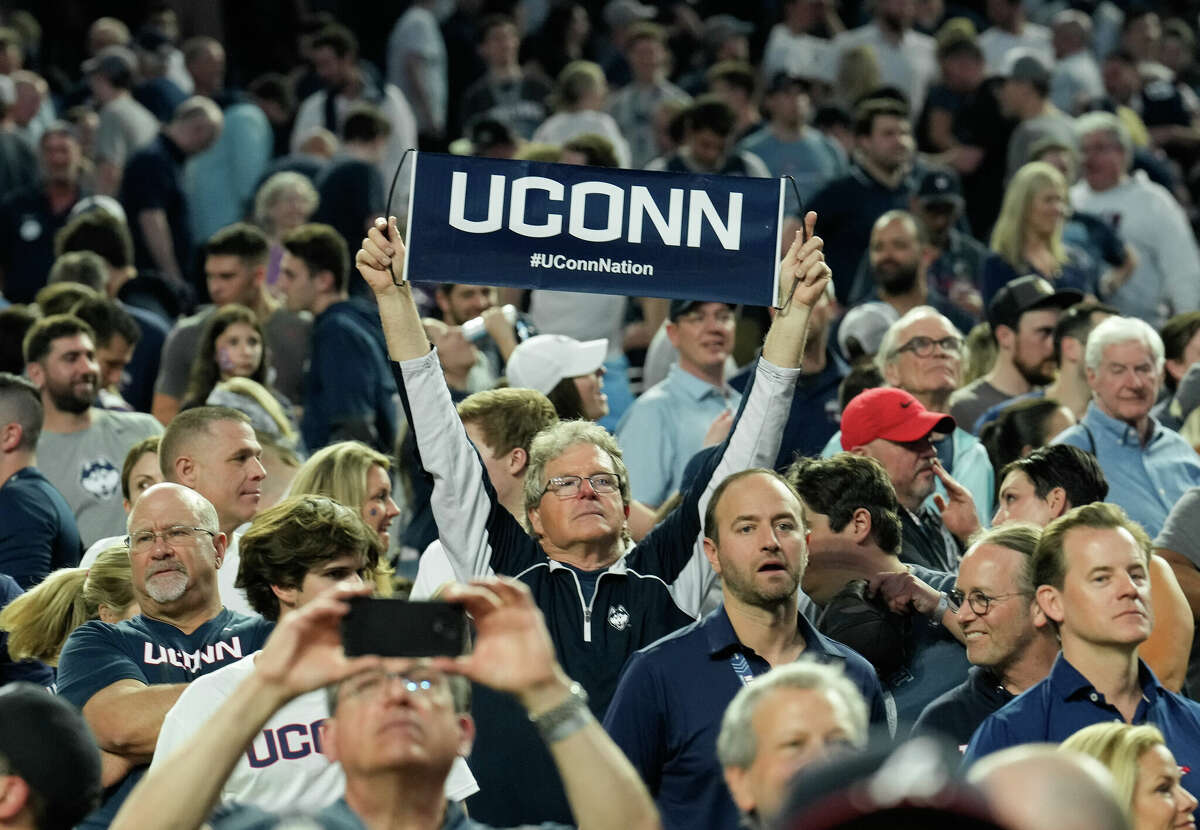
[977,0,1053,74]
[1070,111,1200,327]
[151,494,478,810]
[1050,11,1103,115]
[833,0,936,113]
[387,0,448,147]
[291,25,417,210]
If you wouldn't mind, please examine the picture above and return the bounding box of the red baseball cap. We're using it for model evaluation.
[840,388,956,450]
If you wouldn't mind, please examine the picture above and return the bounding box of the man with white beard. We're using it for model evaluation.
[55,483,273,829]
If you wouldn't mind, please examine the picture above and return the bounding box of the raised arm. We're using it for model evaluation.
[356,218,541,580]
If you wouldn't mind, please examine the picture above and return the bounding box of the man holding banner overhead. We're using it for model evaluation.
[356,193,830,822]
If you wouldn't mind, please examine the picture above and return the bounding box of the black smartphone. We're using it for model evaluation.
[342,598,468,657]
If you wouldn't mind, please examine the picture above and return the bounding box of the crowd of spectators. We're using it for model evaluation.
[5,1,1200,829]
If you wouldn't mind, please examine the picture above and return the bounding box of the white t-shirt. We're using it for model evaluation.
[762,24,836,84]
[387,6,448,133]
[217,524,256,617]
[532,110,632,168]
[152,652,479,812]
[832,24,936,113]
[411,539,469,600]
[978,24,1053,75]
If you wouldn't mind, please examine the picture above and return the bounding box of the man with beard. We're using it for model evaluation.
[859,209,977,335]
[603,469,885,830]
[55,482,272,828]
[24,315,161,546]
[1051,315,1200,538]
[951,276,1082,430]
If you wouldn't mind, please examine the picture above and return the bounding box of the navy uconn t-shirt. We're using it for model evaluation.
[57,609,273,829]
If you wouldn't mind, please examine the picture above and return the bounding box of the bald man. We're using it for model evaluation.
[55,483,272,829]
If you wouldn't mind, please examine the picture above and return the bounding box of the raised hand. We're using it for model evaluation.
[931,458,982,542]
[779,211,832,310]
[431,579,569,711]
[253,582,381,704]
[355,215,407,294]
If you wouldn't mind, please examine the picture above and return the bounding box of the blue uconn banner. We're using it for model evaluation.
[402,152,787,306]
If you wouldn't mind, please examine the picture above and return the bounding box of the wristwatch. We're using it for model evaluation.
[529,682,592,744]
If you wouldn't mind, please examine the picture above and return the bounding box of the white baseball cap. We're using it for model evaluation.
[506,335,608,395]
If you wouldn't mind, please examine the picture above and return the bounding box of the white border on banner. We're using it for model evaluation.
[772,177,785,308]
[402,150,419,281]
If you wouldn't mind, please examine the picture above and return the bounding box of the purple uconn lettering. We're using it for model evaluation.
[246,719,328,768]
[142,637,244,673]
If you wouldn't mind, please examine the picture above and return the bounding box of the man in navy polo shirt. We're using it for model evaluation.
[963,502,1200,800]
[602,468,884,830]
[56,482,273,829]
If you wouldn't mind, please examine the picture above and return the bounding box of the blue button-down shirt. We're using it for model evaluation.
[617,364,741,506]
[964,654,1200,798]
[602,605,885,830]
[1053,402,1200,538]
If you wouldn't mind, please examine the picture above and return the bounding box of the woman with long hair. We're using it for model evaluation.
[983,161,1101,305]
[287,441,402,569]
[505,334,610,422]
[181,305,289,417]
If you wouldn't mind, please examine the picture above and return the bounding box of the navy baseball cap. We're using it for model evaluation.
[0,683,102,828]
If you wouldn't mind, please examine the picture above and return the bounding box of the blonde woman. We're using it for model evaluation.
[0,545,138,667]
[983,160,1100,305]
[287,442,400,596]
[1062,723,1198,830]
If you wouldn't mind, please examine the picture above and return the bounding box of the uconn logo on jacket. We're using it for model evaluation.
[404,152,785,307]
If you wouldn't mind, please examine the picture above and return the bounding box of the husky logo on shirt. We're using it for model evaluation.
[80,457,120,500]
[607,604,630,631]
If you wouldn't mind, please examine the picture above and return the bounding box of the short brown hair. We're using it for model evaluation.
[22,314,94,365]
[704,468,804,545]
[457,387,557,458]
[236,495,382,621]
[1033,502,1150,591]
[159,406,252,481]
[787,454,901,554]
[282,223,349,293]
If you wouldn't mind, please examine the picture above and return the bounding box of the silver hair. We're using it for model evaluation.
[874,305,954,375]
[1074,111,1133,171]
[253,171,319,230]
[522,420,631,535]
[716,660,869,769]
[1083,315,1164,374]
